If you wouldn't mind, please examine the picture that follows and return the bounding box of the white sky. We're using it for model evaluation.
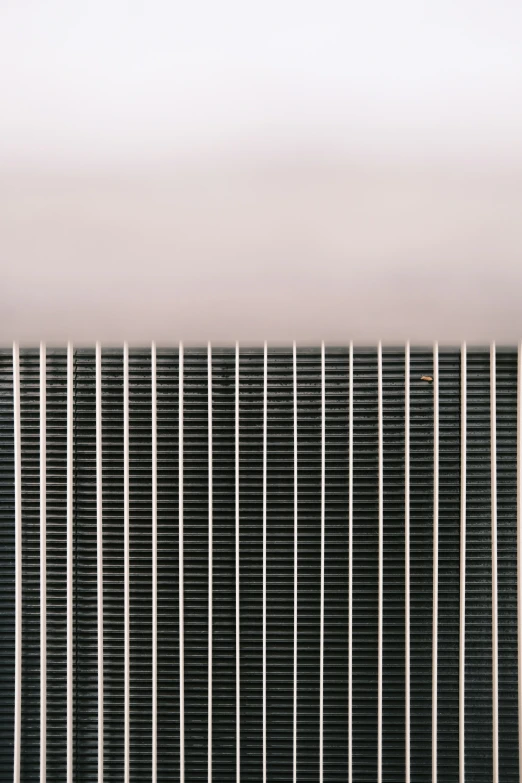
[1,0,522,164]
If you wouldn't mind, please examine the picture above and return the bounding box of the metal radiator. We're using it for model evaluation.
[0,343,520,782]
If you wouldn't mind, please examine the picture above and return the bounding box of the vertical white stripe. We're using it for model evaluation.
[13,343,22,783]
[378,342,383,783]
[67,342,74,783]
[518,341,522,783]
[491,343,499,783]
[405,342,411,783]
[152,343,158,783]
[348,342,354,783]
[235,343,240,782]
[263,342,267,783]
[179,343,185,783]
[459,343,466,783]
[40,344,47,783]
[293,342,298,783]
[124,343,130,783]
[433,343,439,783]
[320,342,325,783]
[96,342,104,783]
[208,343,213,783]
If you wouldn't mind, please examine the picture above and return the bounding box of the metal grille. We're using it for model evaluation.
[0,344,520,782]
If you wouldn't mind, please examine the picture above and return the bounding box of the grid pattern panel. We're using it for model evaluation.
[0,344,521,783]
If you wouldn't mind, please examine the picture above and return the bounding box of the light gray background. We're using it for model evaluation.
[2,1,522,344]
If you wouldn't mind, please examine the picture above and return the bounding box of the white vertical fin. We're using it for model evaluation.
[179,343,185,783]
[517,342,522,780]
[96,342,104,783]
[378,342,383,783]
[320,342,325,783]
[459,343,466,783]
[349,341,354,783]
[405,342,410,783]
[491,343,499,783]
[433,343,439,783]
[263,342,267,783]
[67,342,74,783]
[40,344,47,783]
[152,343,157,783]
[293,342,298,783]
[13,343,22,783]
[124,343,130,783]
[235,342,240,782]
[208,343,213,783]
